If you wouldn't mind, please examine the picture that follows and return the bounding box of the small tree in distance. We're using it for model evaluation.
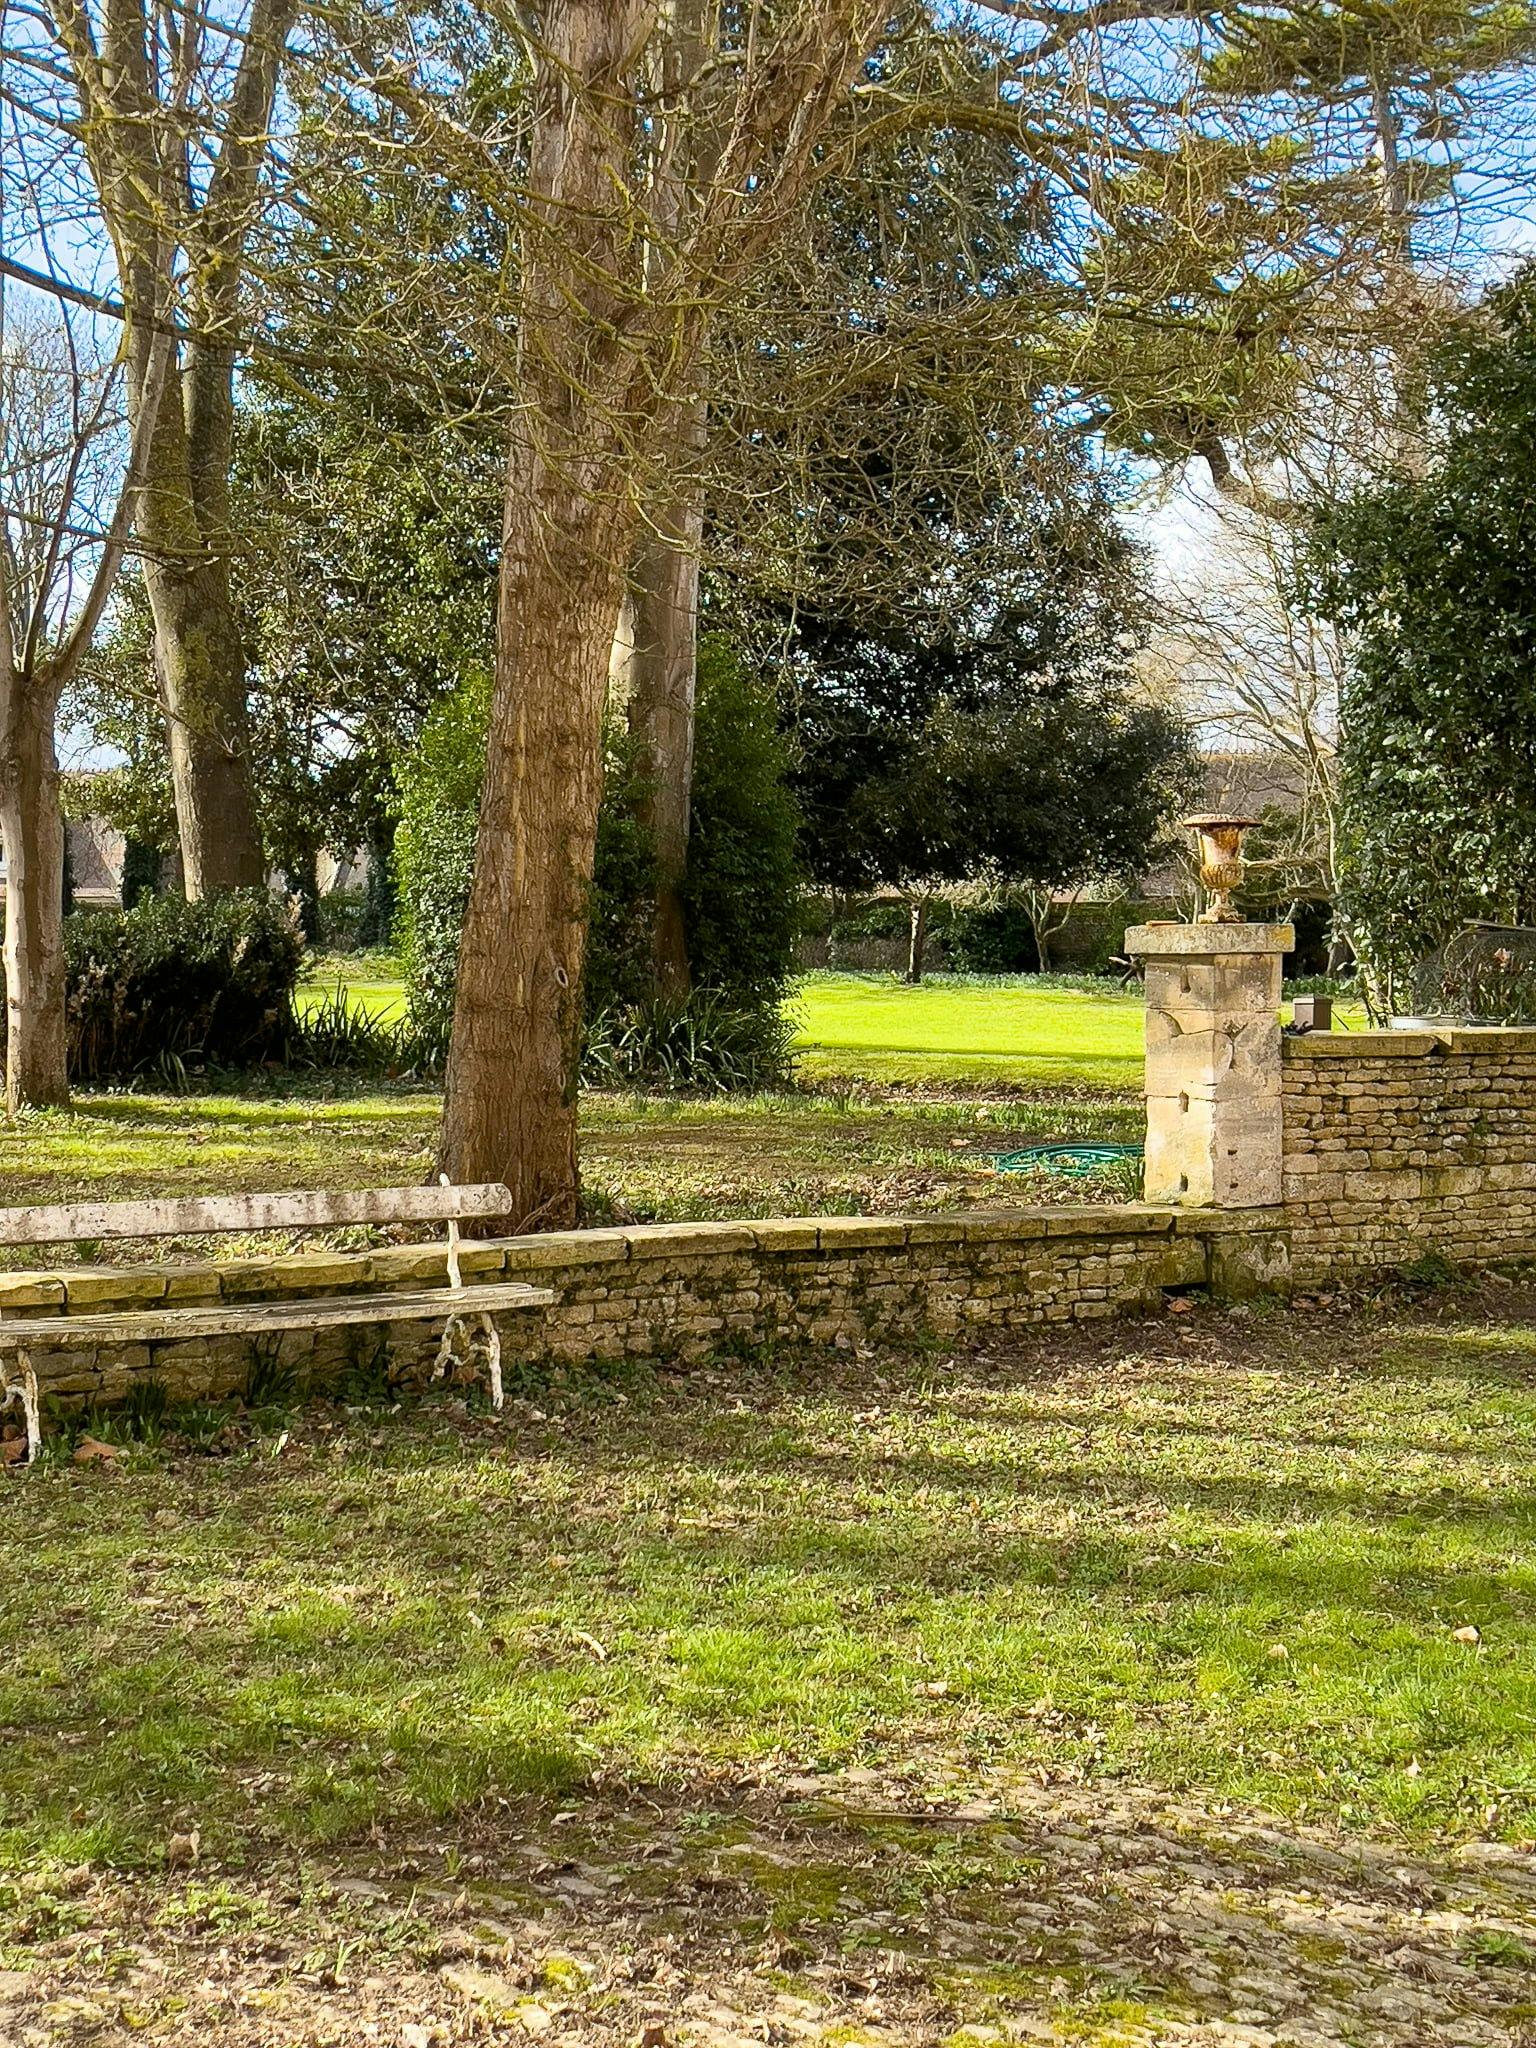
[786,497,1195,982]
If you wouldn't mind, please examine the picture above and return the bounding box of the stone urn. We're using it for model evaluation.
[1183,814,1256,924]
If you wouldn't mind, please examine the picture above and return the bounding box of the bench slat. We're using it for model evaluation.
[0,1281,553,1347]
[0,1184,514,1246]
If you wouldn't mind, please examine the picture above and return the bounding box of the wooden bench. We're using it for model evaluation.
[0,1181,553,1464]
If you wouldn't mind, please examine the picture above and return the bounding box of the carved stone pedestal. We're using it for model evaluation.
[1125,921,1293,1209]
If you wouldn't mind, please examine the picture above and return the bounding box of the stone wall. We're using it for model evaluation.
[1282,1027,1536,1282]
[8,1208,1288,1416]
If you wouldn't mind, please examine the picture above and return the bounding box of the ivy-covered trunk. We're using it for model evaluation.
[0,691,69,1109]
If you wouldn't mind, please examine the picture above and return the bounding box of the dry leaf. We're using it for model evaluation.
[1452,1624,1482,1645]
[166,1827,200,1869]
[73,1436,121,1466]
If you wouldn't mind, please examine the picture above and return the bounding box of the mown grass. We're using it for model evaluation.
[298,960,1149,1089]
[790,970,1146,1089]
[0,1086,1143,1238]
[5,1293,1536,1873]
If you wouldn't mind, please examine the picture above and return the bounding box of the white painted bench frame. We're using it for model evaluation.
[0,1178,552,1465]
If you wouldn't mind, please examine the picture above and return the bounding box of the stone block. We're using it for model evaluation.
[1143,957,1282,1018]
[814,1217,909,1249]
[61,1267,167,1307]
[625,1222,756,1261]
[160,1260,228,1302]
[749,1219,821,1252]
[1208,1227,1293,1302]
[0,1273,66,1310]
[363,1244,450,1288]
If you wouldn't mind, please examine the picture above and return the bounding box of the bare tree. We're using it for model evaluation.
[0,292,168,1107]
[8,0,299,896]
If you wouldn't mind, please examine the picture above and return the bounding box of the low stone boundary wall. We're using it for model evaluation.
[1282,1027,1536,1282]
[6,1207,1287,1415]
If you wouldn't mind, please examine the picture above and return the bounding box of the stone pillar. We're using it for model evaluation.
[1125,921,1293,1209]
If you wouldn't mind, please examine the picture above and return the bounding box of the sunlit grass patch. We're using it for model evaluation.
[6,1294,1536,1871]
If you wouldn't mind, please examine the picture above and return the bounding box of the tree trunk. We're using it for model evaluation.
[438,0,649,1228]
[626,462,703,999]
[136,345,267,898]
[0,697,69,1110]
[906,897,929,984]
[439,443,633,1225]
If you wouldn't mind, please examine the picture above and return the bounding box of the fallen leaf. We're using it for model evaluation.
[1453,1624,1482,1645]
[73,1436,121,1466]
[166,1827,200,1869]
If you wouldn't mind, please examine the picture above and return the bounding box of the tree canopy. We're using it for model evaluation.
[1305,259,1536,997]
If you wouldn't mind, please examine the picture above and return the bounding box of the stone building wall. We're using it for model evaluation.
[8,1208,1285,1415]
[1281,1028,1536,1282]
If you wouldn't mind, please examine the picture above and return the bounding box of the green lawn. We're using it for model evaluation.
[301,961,1149,1090]
[300,963,1360,1094]
[5,1289,1536,1877]
[0,1087,1144,1241]
[792,971,1143,1089]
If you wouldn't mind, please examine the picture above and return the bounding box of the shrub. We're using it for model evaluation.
[395,639,804,1081]
[66,892,304,1082]
[316,889,370,950]
[683,638,803,1004]
[582,989,797,1092]
[394,671,488,1061]
[945,900,1040,973]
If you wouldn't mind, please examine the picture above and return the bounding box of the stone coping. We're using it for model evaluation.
[1284,1026,1536,1059]
[0,1203,1289,1315]
[1126,921,1294,958]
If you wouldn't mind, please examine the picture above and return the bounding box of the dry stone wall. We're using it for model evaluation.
[1282,1028,1536,1283]
[7,1208,1283,1415]
[22,940,1536,1419]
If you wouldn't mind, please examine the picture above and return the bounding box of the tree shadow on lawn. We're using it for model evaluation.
[9,1297,1536,2040]
[7,1766,1536,2045]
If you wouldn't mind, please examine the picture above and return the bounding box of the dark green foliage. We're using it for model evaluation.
[282,986,428,1077]
[945,900,1041,974]
[587,729,660,1017]
[357,827,398,947]
[65,893,305,1082]
[683,639,803,1004]
[120,1377,170,1441]
[1307,262,1536,1000]
[582,989,797,1092]
[782,495,1196,905]
[243,1339,301,1411]
[394,672,489,1063]
[119,840,163,912]
[395,641,803,1084]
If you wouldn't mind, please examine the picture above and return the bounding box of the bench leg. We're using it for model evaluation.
[1,1351,41,1466]
[482,1315,503,1412]
[433,1311,504,1412]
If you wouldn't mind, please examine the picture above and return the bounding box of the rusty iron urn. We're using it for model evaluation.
[1182,813,1257,925]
